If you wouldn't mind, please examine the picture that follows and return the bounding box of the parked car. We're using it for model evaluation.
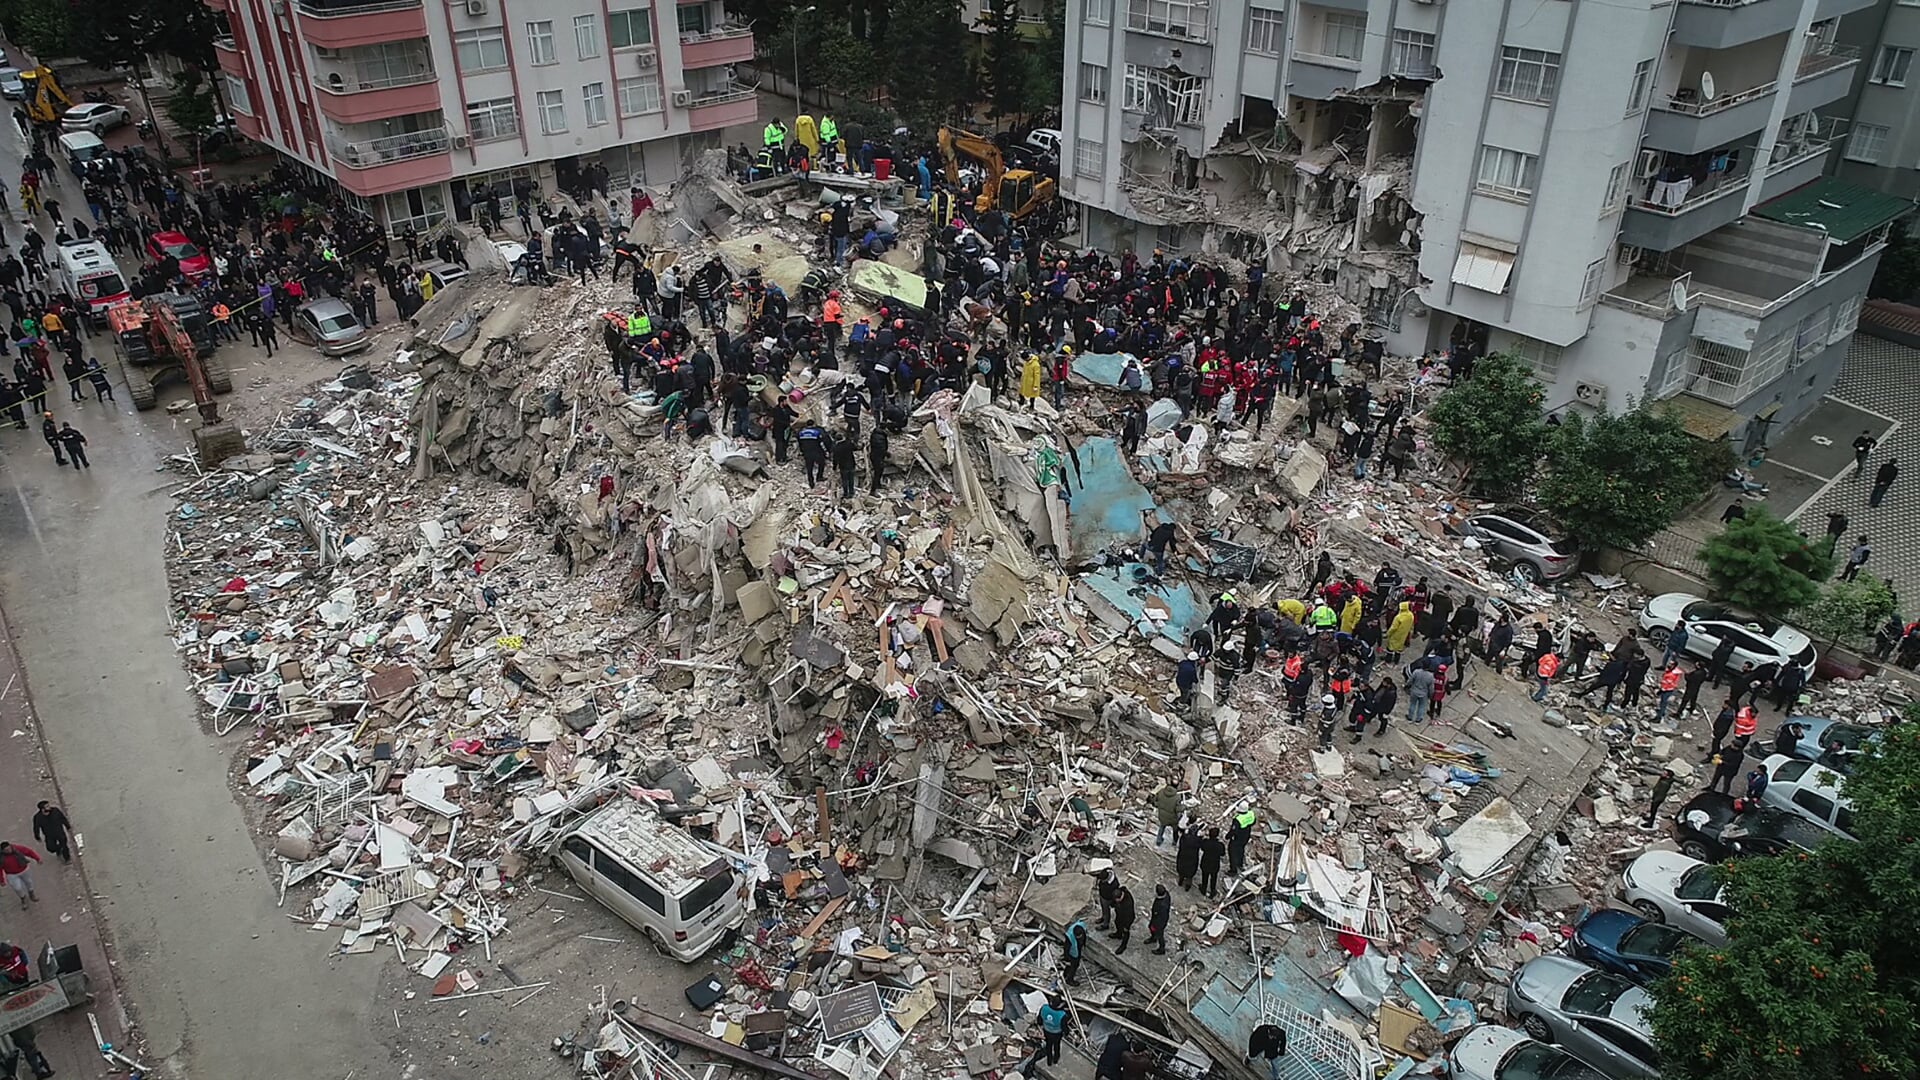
[60,102,130,134]
[1637,593,1817,678]
[1569,908,1703,985]
[288,298,370,357]
[1768,716,1876,775]
[1460,508,1578,583]
[1757,753,1856,840]
[1447,1024,1607,1080]
[1618,850,1730,945]
[1671,791,1828,862]
[0,68,24,100]
[145,231,213,281]
[1507,956,1660,1080]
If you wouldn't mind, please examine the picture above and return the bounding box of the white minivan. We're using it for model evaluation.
[57,130,108,177]
[554,798,748,961]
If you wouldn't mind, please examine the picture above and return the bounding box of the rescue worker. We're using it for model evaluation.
[1531,648,1560,702]
[818,114,839,165]
[1226,804,1256,876]
[1061,918,1087,984]
[762,118,788,172]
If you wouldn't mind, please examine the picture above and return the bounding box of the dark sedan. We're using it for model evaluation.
[1569,908,1703,985]
[1673,791,1827,862]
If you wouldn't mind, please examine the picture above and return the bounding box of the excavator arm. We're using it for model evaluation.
[19,68,71,124]
[937,126,1005,207]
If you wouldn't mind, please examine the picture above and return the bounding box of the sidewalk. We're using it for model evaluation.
[0,611,134,1076]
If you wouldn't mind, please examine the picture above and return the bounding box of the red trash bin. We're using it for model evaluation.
[873,157,892,181]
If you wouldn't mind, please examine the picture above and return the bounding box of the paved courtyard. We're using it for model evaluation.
[1781,334,1919,610]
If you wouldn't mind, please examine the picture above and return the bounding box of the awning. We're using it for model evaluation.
[1753,176,1915,243]
[1451,243,1514,295]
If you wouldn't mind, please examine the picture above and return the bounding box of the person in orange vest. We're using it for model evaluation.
[211,301,235,344]
[1530,649,1560,702]
[1652,662,1685,724]
[820,289,844,359]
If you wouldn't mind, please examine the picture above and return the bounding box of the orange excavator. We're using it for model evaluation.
[936,126,1058,223]
[107,294,245,460]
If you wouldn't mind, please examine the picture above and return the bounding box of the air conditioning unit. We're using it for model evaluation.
[1618,244,1643,265]
[452,134,471,149]
[1574,380,1609,405]
[314,46,341,59]
[464,0,487,14]
[671,89,693,107]
[635,46,658,70]
[1636,148,1661,179]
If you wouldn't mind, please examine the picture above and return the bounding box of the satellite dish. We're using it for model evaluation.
[1672,280,1690,312]
[1700,71,1717,101]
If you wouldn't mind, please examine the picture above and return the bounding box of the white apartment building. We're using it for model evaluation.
[209,0,758,231]
[1060,0,1911,447]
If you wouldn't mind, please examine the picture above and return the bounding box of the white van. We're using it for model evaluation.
[52,239,129,323]
[554,798,747,960]
[56,130,107,176]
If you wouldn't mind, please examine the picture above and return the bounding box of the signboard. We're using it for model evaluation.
[0,980,71,1035]
[817,983,883,1042]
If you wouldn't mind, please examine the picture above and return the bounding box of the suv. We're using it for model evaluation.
[1672,791,1828,862]
[1619,850,1729,945]
[1637,594,1817,679]
[1460,508,1577,583]
[1757,754,1856,841]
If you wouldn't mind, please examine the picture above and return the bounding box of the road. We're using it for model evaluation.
[0,127,389,1074]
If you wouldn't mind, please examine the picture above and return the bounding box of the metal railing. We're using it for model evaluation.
[1659,44,1860,116]
[214,35,238,51]
[314,65,436,94]
[1661,79,1774,116]
[1630,172,1750,216]
[1599,271,1694,320]
[1798,42,1860,79]
[1680,0,1768,7]
[1292,49,1362,70]
[679,25,752,44]
[294,0,421,17]
[326,125,450,168]
[1765,136,1833,175]
[689,85,755,107]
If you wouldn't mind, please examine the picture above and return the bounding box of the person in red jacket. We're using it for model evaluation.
[0,842,41,907]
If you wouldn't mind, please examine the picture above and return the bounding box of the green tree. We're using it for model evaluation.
[1799,576,1896,650]
[1537,406,1708,552]
[1870,229,1920,303]
[167,69,218,139]
[1425,353,1548,497]
[979,0,1025,119]
[1698,508,1833,614]
[0,0,73,57]
[1649,723,1920,1080]
[886,0,967,133]
[810,19,884,102]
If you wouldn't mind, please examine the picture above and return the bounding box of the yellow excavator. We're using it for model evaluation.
[18,67,72,124]
[937,126,1057,222]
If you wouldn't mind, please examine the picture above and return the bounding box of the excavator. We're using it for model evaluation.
[17,67,71,124]
[107,294,247,462]
[936,126,1058,226]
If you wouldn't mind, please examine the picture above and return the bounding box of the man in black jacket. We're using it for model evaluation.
[1109,884,1136,954]
[1147,885,1171,954]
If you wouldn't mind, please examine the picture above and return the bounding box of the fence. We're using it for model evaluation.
[1634,524,1717,582]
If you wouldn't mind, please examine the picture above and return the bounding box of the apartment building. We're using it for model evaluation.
[1829,0,1920,200]
[1060,0,1911,446]
[207,0,756,231]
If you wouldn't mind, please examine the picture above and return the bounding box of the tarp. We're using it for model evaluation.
[1069,351,1136,386]
[1067,435,1159,557]
[847,259,929,312]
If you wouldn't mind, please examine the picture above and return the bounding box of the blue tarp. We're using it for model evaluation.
[1069,351,1137,387]
[1077,565,1205,647]
[1066,435,1157,558]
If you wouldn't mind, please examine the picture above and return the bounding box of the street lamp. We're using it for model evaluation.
[792,5,817,116]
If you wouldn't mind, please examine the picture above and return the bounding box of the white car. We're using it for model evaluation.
[1757,754,1856,841]
[60,102,130,134]
[1637,592,1816,679]
[1448,1024,1607,1080]
[1619,850,1730,945]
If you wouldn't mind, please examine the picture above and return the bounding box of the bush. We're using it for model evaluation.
[1698,507,1832,614]
[1537,405,1709,553]
[1425,353,1548,497]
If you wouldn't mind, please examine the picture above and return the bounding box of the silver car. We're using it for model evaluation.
[0,69,23,100]
[1461,508,1578,584]
[1507,957,1660,1080]
[1448,1024,1607,1080]
[290,299,370,357]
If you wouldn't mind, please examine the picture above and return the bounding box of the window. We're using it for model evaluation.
[1477,145,1538,199]
[1123,63,1150,111]
[1793,788,1836,824]
[679,872,733,919]
[1580,258,1605,309]
[223,73,252,115]
[1495,46,1561,103]
[1390,29,1435,78]
[1080,63,1108,103]
[525,20,556,65]
[617,75,663,116]
[1246,8,1282,55]
[1509,336,1563,381]
[1127,0,1208,38]
[1770,758,1813,784]
[1873,46,1913,86]
[536,89,567,134]
[1603,161,1630,214]
[677,3,710,36]
[1320,12,1366,61]
[1626,58,1654,115]
[1084,0,1112,25]
[608,8,654,50]
[574,14,600,59]
[1848,123,1889,163]
[454,27,509,72]
[1796,306,1831,359]
[1831,294,1864,342]
[594,851,667,914]
[1652,347,1689,399]
[583,82,608,126]
[1587,1023,1658,1069]
[1075,138,1104,179]
[466,96,520,142]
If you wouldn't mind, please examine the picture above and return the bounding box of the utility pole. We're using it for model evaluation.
[791,6,816,115]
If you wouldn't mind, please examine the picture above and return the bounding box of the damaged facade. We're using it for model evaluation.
[1061,0,1908,443]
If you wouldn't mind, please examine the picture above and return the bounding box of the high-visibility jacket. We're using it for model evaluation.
[211,304,231,324]
[931,189,955,225]
[1233,810,1257,830]
[1310,604,1337,629]
[628,312,653,338]
[820,116,838,144]
[763,122,786,149]
[821,298,843,325]
[1659,667,1683,692]
[1329,673,1353,697]
[1537,653,1560,678]
[1733,708,1758,737]
[1282,655,1304,679]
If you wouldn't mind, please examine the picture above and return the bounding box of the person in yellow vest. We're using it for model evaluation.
[762,119,788,173]
[818,115,839,167]
[1339,593,1363,634]
[1276,596,1307,625]
[930,187,955,227]
[1385,601,1414,659]
[419,271,438,302]
[40,309,63,338]
[794,114,820,159]
[628,310,653,339]
[1018,353,1044,410]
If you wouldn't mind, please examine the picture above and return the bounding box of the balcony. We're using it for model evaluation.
[325,125,453,196]
[294,0,429,51]
[1671,0,1875,49]
[1622,135,1834,251]
[233,111,264,140]
[1600,272,1695,322]
[214,37,247,77]
[1289,51,1363,101]
[311,48,439,123]
[679,26,754,69]
[1647,44,1860,154]
[686,86,757,132]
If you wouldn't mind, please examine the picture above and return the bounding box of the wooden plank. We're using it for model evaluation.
[798,895,847,939]
[620,1006,824,1080]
